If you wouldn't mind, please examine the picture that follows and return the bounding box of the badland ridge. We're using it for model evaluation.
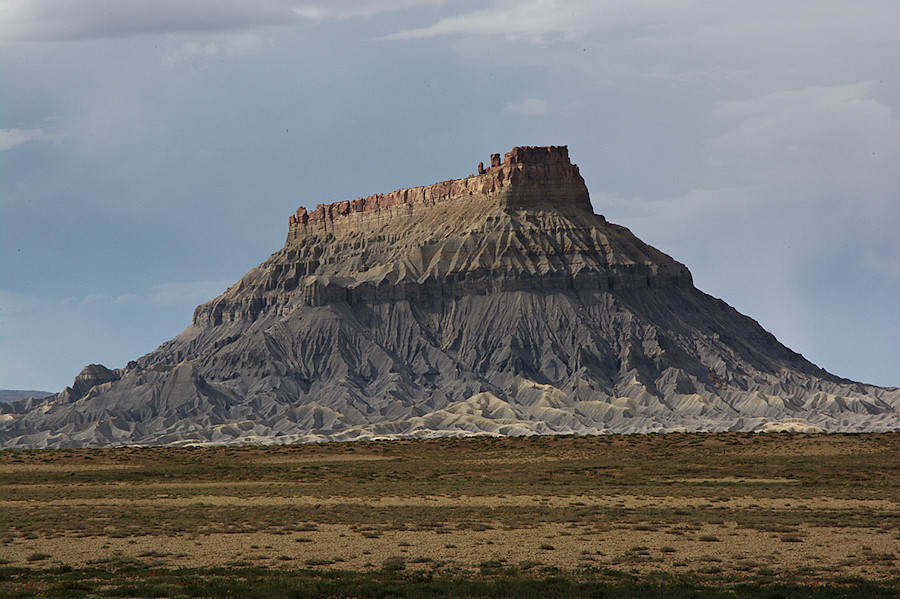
[3,146,898,447]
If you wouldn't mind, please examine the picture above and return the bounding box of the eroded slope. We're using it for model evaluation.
[2,146,897,447]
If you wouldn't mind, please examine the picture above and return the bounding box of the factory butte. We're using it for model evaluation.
[3,146,898,447]
[287,146,585,231]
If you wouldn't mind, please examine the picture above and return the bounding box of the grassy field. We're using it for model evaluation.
[1,432,898,597]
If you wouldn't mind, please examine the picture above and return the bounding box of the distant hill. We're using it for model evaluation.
[1,390,53,403]
[2,146,898,447]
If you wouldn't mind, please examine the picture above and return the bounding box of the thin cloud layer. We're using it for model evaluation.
[0,127,62,150]
[706,82,900,262]
[503,97,548,116]
[162,33,270,65]
[1,0,442,41]
[710,82,900,173]
[384,0,900,43]
[383,0,594,41]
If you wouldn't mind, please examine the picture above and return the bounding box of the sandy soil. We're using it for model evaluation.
[3,492,898,581]
[3,491,897,511]
[3,435,898,583]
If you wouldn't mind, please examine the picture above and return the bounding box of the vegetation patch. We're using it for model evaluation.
[2,433,899,593]
[1,565,898,598]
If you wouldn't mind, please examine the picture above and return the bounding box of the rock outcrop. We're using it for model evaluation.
[2,146,898,447]
[287,145,588,233]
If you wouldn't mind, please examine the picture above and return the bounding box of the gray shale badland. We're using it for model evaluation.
[2,146,898,448]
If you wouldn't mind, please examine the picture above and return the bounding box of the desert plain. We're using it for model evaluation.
[1,433,898,596]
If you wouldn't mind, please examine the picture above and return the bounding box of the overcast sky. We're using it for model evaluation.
[2,0,899,393]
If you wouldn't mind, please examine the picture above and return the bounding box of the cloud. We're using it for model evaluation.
[641,68,748,84]
[162,33,268,65]
[1,0,292,41]
[148,280,233,306]
[288,0,445,21]
[383,0,596,41]
[1,0,444,41]
[649,2,900,49]
[383,0,805,42]
[503,97,548,116]
[78,293,140,307]
[381,0,900,82]
[163,41,219,65]
[709,82,900,173]
[638,82,900,288]
[862,251,900,282]
[73,281,232,308]
[706,81,900,236]
[0,127,62,151]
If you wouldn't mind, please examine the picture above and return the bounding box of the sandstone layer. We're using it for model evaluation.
[3,146,898,447]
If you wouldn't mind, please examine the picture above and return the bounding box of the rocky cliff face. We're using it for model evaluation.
[193,146,689,326]
[3,146,898,447]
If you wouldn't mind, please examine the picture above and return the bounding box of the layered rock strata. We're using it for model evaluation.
[288,146,588,232]
[2,146,898,447]
[194,146,690,325]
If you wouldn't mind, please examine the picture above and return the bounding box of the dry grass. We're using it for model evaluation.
[1,432,899,585]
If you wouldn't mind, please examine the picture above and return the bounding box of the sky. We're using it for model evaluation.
[2,0,899,393]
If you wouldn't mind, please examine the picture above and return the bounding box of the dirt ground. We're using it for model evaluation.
[3,495,899,581]
[2,433,899,583]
